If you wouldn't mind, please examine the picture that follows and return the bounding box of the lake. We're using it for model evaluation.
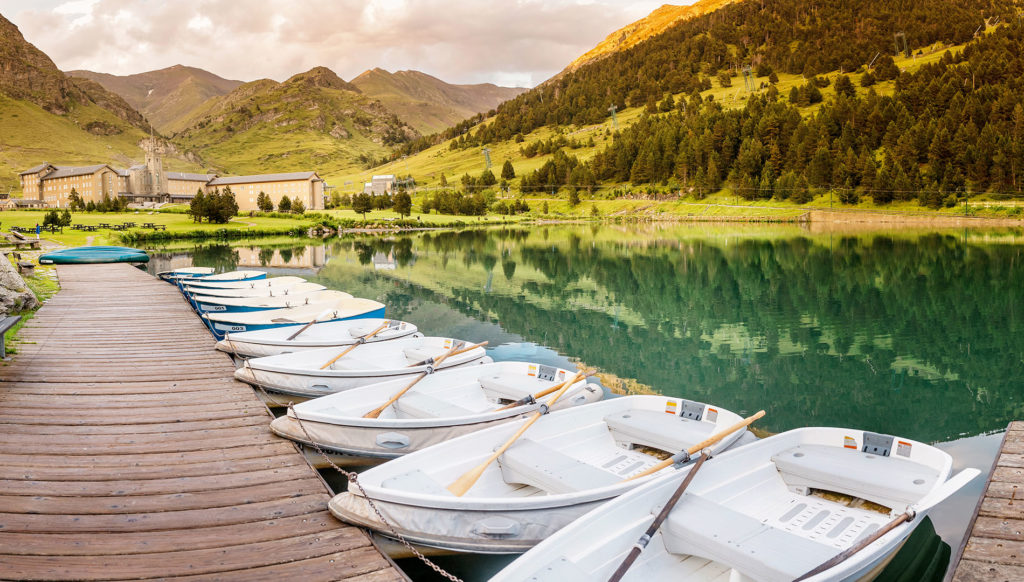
[147,223,1024,580]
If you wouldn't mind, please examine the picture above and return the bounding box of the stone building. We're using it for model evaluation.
[20,163,120,207]
[363,174,396,195]
[208,172,325,211]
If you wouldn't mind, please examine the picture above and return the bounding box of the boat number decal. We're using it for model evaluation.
[705,407,719,422]
[844,436,858,449]
[665,401,678,415]
[527,364,537,377]
[212,324,247,332]
[896,440,912,457]
[201,304,227,311]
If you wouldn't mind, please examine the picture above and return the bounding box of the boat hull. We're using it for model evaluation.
[236,354,491,403]
[216,320,421,358]
[206,306,386,340]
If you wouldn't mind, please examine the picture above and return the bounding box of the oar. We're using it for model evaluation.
[285,309,335,341]
[446,370,586,497]
[405,340,484,367]
[793,467,980,581]
[625,410,765,482]
[363,341,488,419]
[608,452,711,582]
[318,321,390,370]
[494,375,581,411]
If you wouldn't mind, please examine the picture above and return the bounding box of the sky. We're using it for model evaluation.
[0,0,676,88]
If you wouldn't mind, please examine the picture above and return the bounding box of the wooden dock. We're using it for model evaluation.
[0,264,405,581]
[951,422,1024,581]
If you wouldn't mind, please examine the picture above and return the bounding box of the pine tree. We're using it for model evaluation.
[291,199,305,214]
[188,190,206,223]
[352,193,373,219]
[501,160,516,180]
[393,191,412,218]
[277,195,292,213]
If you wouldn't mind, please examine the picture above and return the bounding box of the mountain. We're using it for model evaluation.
[171,66,418,178]
[351,68,526,134]
[0,13,202,193]
[562,1,738,74]
[67,65,242,134]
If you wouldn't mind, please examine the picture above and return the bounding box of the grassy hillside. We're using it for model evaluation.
[68,65,242,134]
[171,67,417,179]
[352,68,525,134]
[0,94,204,194]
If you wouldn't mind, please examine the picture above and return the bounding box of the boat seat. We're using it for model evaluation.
[403,346,443,364]
[381,468,453,497]
[604,410,715,454]
[771,445,939,511]
[498,438,621,494]
[479,374,555,401]
[394,392,477,419]
[662,494,838,582]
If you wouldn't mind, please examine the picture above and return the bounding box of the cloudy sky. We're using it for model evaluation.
[0,0,676,87]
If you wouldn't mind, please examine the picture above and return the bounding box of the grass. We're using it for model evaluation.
[3,260,59,356]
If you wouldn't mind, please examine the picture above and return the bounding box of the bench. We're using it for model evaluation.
[394,391,476,419]
[0,315,21,359]
[498,438,621,494]
[662,494,840,582]
[479,374,557,402]
[151,224,166,231]
[604,409,716,454]
[12,240,40,250]
[17,261,34,275]
[771,444,939,512]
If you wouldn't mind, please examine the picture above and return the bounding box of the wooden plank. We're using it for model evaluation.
[962,537,1024,566]
[0,264,402,581]
[952,560,1024,582]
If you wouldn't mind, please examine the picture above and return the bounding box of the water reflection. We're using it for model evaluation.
[148,224,1024,580]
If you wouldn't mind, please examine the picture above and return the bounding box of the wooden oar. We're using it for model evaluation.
[625,410,765,482]
[318,322,390,370]
[608,452,711,582]
[285,309,335,341]
[494,374,582,411]
[446,370,586,497]
[405,340,484,368]
[363,341,488,419]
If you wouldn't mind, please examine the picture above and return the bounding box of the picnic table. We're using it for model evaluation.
[141,222,155,228]
[81,225,98,232]
[98,223,111,229]
[121,222,136,228]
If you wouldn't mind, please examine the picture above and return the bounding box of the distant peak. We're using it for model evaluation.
[286,66,360,92]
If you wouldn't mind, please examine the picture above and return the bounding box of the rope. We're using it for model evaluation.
[246,371,463,582]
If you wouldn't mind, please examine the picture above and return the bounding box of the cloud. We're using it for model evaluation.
[2,0,667,86]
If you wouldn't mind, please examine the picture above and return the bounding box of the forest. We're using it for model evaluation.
[381,0,1024,204]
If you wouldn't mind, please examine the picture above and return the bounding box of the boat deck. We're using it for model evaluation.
[950,421,1024,581]
[0,264,405,581]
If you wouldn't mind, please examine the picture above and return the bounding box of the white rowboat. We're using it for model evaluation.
[192,289,354,313]
[158,267,214,282]
[492,427,979,582]
[270,361,605,465]
[328,395,746,553]
[181,275,309,292]
[202,297,385,340]
[185,281,326,298]
[216,318,420,358]
[234,336,490,402]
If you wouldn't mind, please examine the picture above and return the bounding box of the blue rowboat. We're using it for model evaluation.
[158,267,215,282]
[201,298,386,340]
[192,290,353,314]
[39,246,149,264]
[175,270,267,292]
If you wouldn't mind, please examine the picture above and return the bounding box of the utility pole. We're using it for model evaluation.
[608,104,619,130]
[893,32,909,58]
[482,148,492,170]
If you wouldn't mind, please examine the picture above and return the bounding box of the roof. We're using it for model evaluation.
[115,169,131,177]
[208,172,321,186]
[8,198,45,206]
[41,164,112,180]
[19,163,53,176]
[167,172,217,182]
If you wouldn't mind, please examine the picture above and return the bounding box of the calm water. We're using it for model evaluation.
[147,224,1024,580]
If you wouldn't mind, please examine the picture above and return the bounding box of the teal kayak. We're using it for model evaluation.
[39,246,150,264]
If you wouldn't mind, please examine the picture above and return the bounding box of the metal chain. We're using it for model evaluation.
[243,363,463,582]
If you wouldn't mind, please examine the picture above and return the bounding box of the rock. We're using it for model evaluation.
[0,256,39,315]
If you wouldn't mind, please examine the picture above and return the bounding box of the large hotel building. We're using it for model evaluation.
[16,141,325,212]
